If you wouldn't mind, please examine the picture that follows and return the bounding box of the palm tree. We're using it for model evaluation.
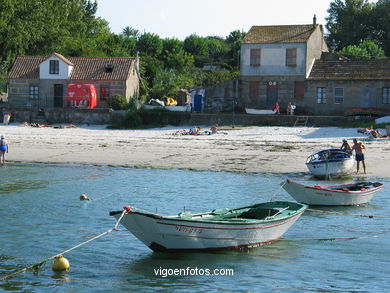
[121,26,139,38]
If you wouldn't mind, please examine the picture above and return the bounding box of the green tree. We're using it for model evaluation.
[183,34,209,66]
[137,32,163,56]
[121,26,139,38]
[338,40,386,59]
[205,37,229,67]
[371,0,390,56]
[150,69,194,99]
[326,0,374,51]
[226,30,246,68]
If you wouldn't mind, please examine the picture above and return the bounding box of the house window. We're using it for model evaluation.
[250,49,261,66]
[49,60,59,74]
[249,81,259,102]
[317,87,327,104]
[334,87,344,104]
[29,85,39,99]
[383,87,390,104]
[286,48,297,66]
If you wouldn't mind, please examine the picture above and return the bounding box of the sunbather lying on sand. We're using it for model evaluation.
[357,126,386,138]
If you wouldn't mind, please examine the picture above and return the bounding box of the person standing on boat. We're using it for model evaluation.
[352,138,366,174]
[0,135,9,163]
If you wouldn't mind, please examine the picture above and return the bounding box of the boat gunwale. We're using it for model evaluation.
[306,148,353,165]
[110,202,307,225]
[286,179,384,194]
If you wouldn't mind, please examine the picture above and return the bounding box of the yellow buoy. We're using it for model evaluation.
[52,255,70,272]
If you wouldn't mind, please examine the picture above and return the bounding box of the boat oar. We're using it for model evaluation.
[268,206,290,218]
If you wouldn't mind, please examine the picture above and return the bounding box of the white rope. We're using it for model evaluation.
[268,181,287,202]
[1,209,128,281]
[307,208,390,219]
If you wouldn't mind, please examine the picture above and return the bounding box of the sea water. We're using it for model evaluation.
[0,164,389,292]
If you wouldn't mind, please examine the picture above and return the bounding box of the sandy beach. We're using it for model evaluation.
[0,123,389,178]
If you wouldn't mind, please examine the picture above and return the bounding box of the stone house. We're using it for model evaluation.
[205,16,328,113]
[205,17,390,115]
[305,54,390,115]
[7,52,139,108]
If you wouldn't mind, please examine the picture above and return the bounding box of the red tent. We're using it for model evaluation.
[66,84,97,109]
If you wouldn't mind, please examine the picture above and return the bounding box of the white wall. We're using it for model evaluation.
[240,43,306,76]
[39,56,73,79]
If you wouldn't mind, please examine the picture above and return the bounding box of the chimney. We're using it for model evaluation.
[313,14,317,27]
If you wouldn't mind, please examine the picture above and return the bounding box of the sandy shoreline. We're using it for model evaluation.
[0,123,389,178]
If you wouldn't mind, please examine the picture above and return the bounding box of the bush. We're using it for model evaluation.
[111,94,128,110]
[119,108,190,129]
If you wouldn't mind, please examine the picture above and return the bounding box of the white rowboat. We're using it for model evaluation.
[283,179,384,206]
[110,201,307,252]
[141,104,191,112]
[245,108,274,115]
[306,149,354,178]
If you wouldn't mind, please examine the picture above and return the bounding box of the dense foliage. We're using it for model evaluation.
[326,0,390,56]
[0,0,246,99]
[1,0,389,98]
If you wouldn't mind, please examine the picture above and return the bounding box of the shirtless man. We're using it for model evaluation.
[351,138,366,174]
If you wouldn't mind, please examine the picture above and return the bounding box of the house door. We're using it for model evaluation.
[54,84,63,107]
[266,83,278,109]
[360,86,375,107]
[193,94,202,112]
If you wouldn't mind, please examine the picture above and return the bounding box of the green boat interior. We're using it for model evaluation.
[173,202,304,222]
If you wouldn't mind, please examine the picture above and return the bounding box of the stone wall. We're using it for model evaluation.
[1,107,126,125]
[0,107,376,127]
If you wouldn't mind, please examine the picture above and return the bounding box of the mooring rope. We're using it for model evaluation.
[267,181,287,202]
[0,209,128,282]
[281,235,377,241]
[307,208,390,219]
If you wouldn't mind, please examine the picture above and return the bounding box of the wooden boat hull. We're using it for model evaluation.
[283,179,384,206]
[306,149,354,178]
[111,202,306,252]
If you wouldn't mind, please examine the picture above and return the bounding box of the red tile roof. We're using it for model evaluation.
[307,59,390,80]
[8,55,135,80]
[242,24,318,44]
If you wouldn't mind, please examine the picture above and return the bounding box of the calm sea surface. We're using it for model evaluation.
[0,163,389,293]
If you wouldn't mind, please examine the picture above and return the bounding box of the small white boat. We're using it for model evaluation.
[245,108,274,115]
[110,201,307,252]
[282,179,384,206]
[306,149,354,178]
[141,104,191,112]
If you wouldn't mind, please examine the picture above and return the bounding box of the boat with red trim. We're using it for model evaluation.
[109,201,307,252]
[282,179,384,206]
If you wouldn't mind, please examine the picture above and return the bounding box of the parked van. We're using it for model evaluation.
[66,84,97,109]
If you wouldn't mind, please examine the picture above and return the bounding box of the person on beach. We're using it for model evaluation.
[0,135,9,163]
[272,102,280,114]
[290,103,296,115]
[340,139,352,153]
[351,138,366,174]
